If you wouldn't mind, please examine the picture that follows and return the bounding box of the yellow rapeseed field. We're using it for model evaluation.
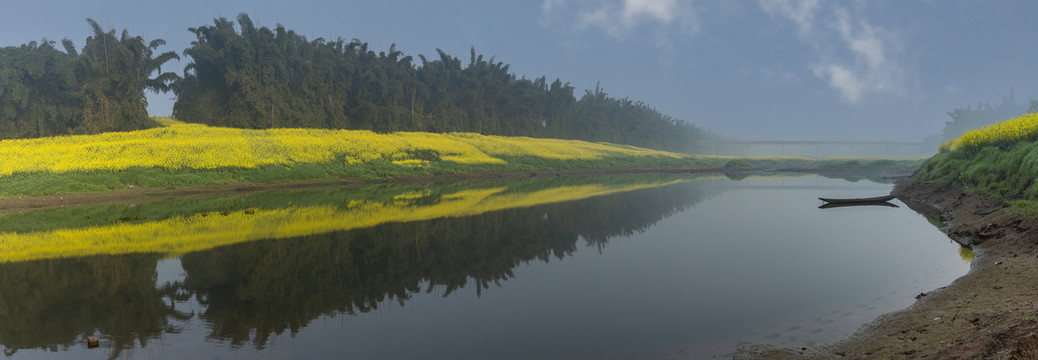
[0,179,689,263]
[942,112,1038,153]
[0,118,687,176]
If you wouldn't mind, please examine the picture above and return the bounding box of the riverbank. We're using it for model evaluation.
[737,176,1038,359]
[0,165,916,214]
[0,117,923,199]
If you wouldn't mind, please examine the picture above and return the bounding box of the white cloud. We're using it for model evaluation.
[813,64,863,102]
[541,0,910,103]
[833,9,885,70]
[540,0,699,69]
[542,0,700,39]
[538,0,569,27]
[759,1,908,103]
[758,0,821,35]
[623,0,679,25]
[542,0,565,14]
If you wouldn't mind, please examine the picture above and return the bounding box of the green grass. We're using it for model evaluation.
[0,154,922,198]
[919,141,1038,200]
[1006,200,1038,218]
[0,156,690,197]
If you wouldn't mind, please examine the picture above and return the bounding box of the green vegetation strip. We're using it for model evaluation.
[0,156,924,198]
[919,112,1038,209]
[0,174,700,235]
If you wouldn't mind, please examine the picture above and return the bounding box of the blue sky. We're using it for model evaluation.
[3,0,1037,141]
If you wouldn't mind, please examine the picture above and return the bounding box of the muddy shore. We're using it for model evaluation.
[738,176,1038,359]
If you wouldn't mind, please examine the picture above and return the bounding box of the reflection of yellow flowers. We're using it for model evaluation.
[959,246,975,263]
[392,191,432,201]
[944,113,1038,153]
[0,117,686,176]
[0,180,687,263]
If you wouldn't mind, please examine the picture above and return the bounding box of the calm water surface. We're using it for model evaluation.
[0,175,970,359]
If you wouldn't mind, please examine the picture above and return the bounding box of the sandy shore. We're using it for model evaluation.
[737,176,1038,359]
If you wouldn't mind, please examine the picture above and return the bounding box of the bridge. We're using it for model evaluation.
[697,141,925,158]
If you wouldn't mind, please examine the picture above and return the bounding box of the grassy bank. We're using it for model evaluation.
[0,118,920,197]
[919,112,1038,210]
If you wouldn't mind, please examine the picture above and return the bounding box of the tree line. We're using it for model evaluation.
[940,92,1031,142]
[174,14,702,151]
[1,14,703,152]
[0,19,179,139]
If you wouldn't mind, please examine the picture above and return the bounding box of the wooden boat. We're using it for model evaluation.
[819,202,898,209]
[818,194,897,204]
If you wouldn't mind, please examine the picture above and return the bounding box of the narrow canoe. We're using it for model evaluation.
[819,202,899,209]
[818,194,897,204]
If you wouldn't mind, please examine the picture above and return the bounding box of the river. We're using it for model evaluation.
[0,174,970,359]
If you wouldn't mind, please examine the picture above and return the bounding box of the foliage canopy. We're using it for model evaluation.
[2,14,703,152]
[173,14,703,152]
[940,93,1029,143]
[0,19,179,139]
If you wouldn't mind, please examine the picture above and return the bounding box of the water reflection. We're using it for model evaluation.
[0,254,187,358]
[0,175,713,355]
[0,176,694,263]
[0,174,970,359]
[959,246,976,263]
[181,182,706,348]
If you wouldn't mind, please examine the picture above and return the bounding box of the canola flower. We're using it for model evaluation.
[0,118,687,176]
[0,179,689,263]
[943,112,1038,154]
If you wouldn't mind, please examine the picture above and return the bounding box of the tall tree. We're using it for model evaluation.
[0,40,79,138]
[76,19,180,133]
[942,93,1029,142]
[0,19,179,138]
[173,13,704,152]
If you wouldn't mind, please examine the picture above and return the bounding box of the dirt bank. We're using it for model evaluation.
[737,177,1038,359]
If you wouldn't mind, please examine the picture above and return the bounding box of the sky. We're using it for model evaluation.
[3,0,1037,141]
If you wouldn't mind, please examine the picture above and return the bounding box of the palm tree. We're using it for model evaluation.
[77,18,179,133]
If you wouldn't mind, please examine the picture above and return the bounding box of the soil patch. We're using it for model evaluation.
[737,177,1038,359]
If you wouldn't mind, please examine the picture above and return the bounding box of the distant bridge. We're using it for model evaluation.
[698,141,924,158]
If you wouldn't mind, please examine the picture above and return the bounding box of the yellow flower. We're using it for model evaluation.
[949,113,1038,153]
[0,117,688,176]
[0,179,689,263]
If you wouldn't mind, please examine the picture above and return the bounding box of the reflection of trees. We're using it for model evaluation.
[178,180,709,348]
[0,254,189,359]
[820,174,896,184]
[0,176,712,353]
